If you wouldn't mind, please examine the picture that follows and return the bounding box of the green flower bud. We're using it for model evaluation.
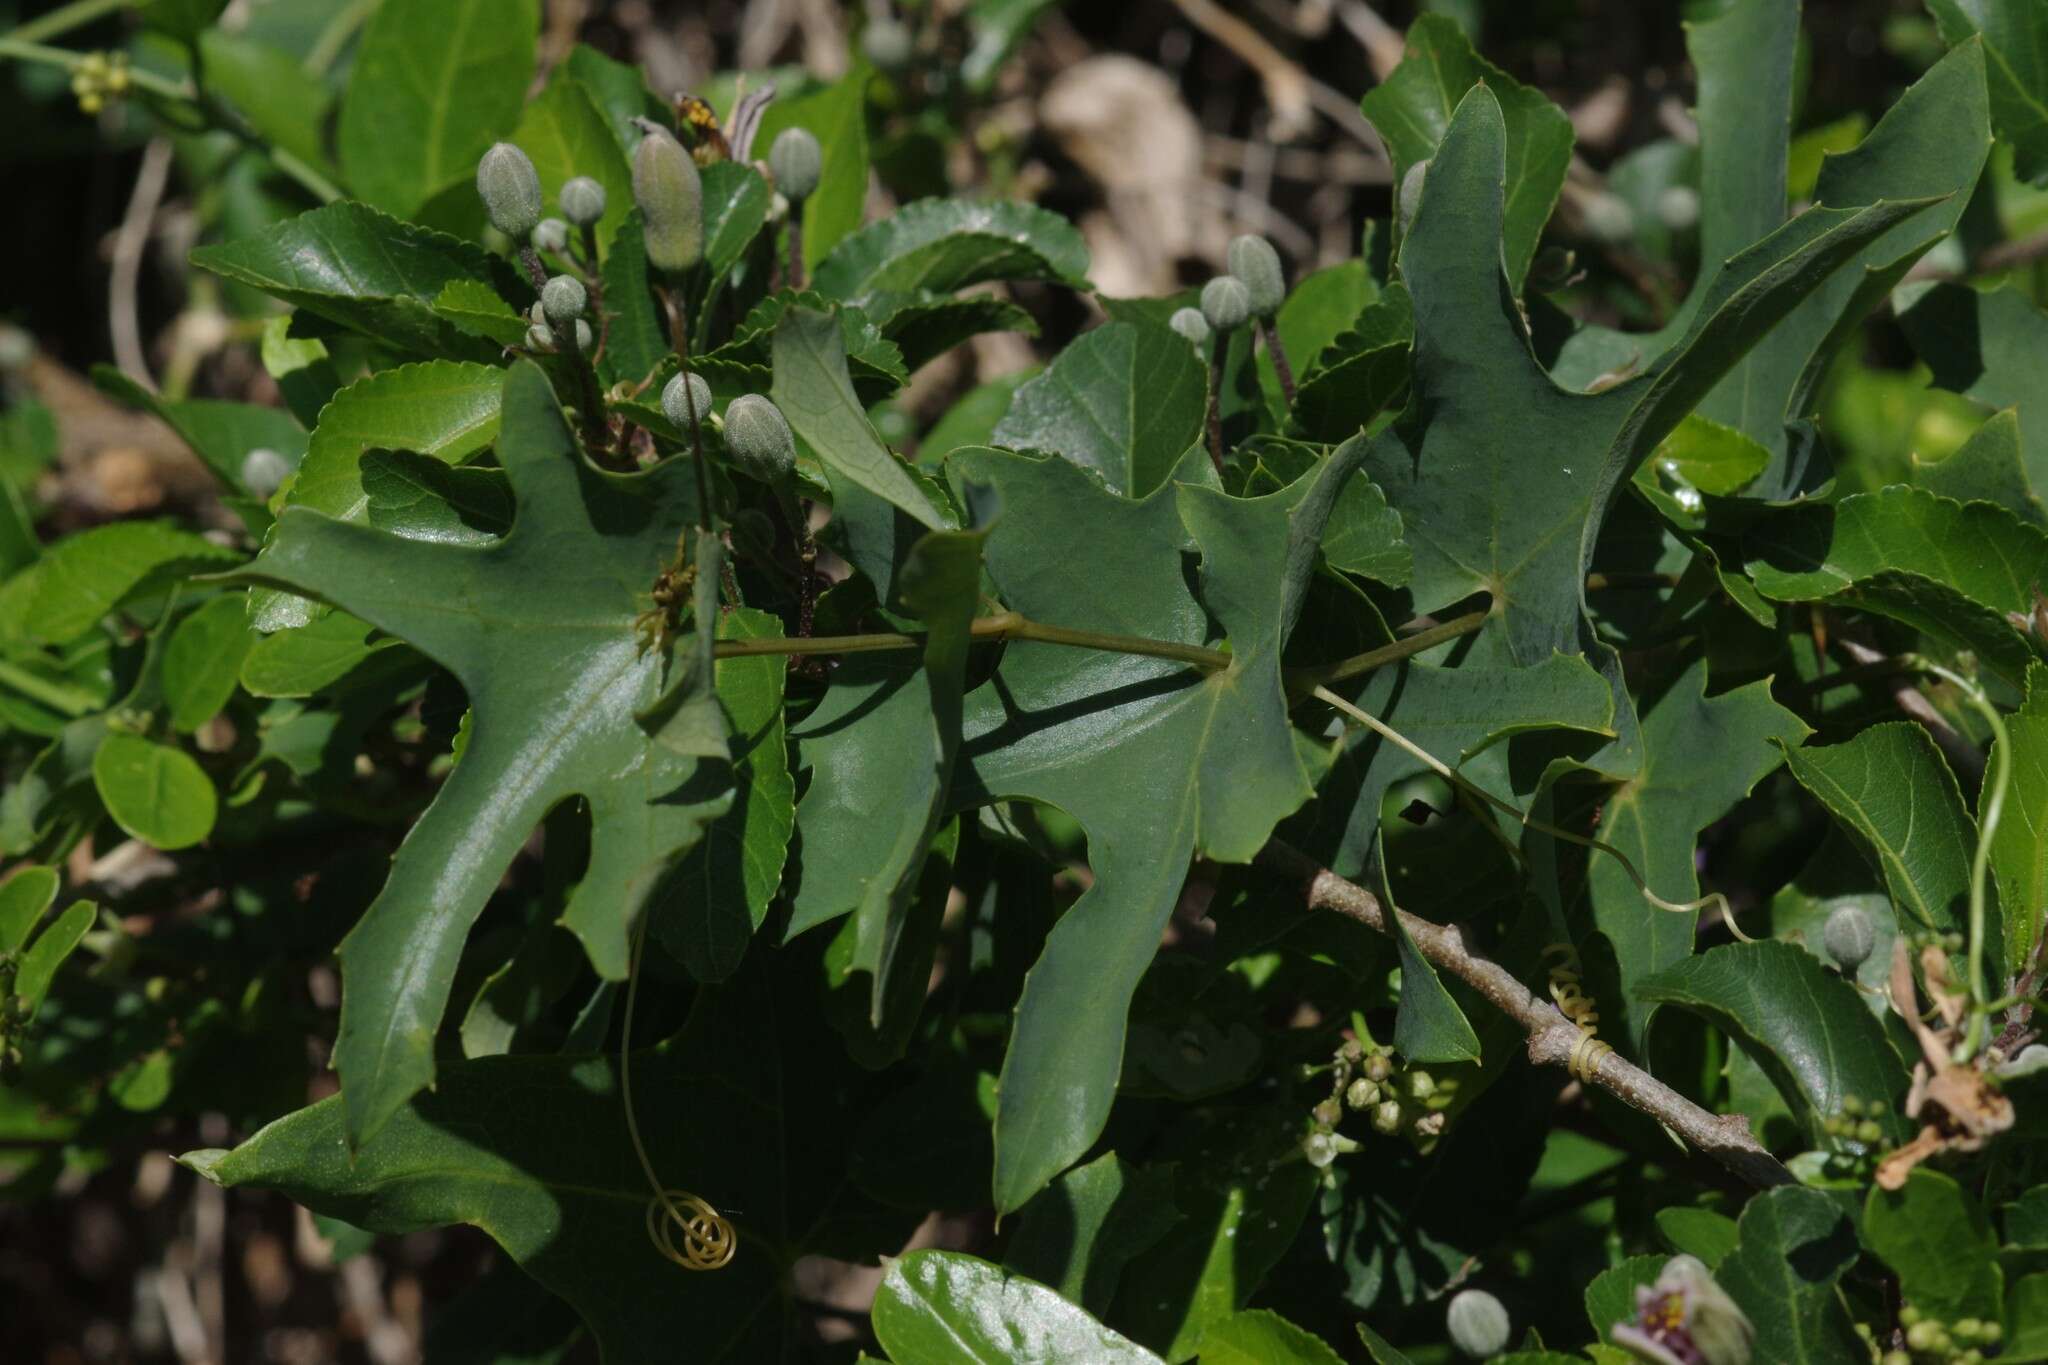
[1227,234,1285,317]
[1200,275,1251,333]
[1371,1100,1403,1135]
[1840,1094,1864,1117]
[1364,1053,1393,1083]
[1397,159,1429,233]
[560,176,607,228]
[1854,1119,1882,1144]
[541,275,587,328]
[1312,1097,1342,1128]
[1338,1038,1364,1064]
[1404,1070,1436,1101]
[769,127,823,202]
[1899,1305,1922,1327]
[662,371,712,430]
[477,142,542,240]
[1169,307,1209,346]
[862,16,913,72]
[526,322,555,353]
[1345,1077,1378,1110]
[1823,905,1875,974]
[1302,1131,1337,1168]
[532,217,570,253]
[1906,1320,1942,1352]
[632,124,703,272]
[573,319,592,352]
[1953,1318,1984,1342]
[1446,1289,1511,1359]
[241,447,290,498]
[723,393,797,482]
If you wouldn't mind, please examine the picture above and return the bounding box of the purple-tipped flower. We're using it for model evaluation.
[1611,1255,1754,1365]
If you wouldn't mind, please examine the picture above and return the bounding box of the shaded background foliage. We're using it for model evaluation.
[1,0,2042,1362]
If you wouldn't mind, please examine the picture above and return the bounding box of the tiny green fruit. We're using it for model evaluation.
[476,141,542,239]
[769,127,823,202]
[241,447,290,498]
[560,176,607,227]
[1200,275,1251,333]
[723,393,797,482]
[1227,234,1285,316]
[1823,905,1876,974]
[662,372,712,431]
[632,123,704,273]
[1446,1289,1511,1359]
[541,275,587,328]
[1169,307,1209,346]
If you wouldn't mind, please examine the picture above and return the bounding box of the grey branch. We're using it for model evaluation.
[1258,839,1794,1189]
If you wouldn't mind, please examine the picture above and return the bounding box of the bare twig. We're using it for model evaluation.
[109,137,172,391]
[1258,839,1795,1189]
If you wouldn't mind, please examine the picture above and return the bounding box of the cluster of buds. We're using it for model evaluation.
[1300,1036,1453,1171]
[70,51,130,116]
[1611,1254,1755,1365]
[1866,1303,2003,1365]
[0,954,27,1080]
[1820,1091,1889,1147]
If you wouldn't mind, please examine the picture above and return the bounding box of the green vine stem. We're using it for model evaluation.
[7,0,125,43]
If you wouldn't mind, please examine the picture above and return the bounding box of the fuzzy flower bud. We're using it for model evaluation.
[531,218,569,254]
[1364,1052,1393,1083]
[541,275,588,328]
[1371,1100,1403,1135]
[526,322,555,353]
[723,393,798,482]
[477,142,542,240]
[1169,307,1210,346]
[1398,159,1429,234]
[1312,1098,1342,1128]
[1227,234,1285,317]
[662,371,712,431]
[1613,1255,1754,1365]
[1823,905,1876,974]
[1302,1131,1337,1169]
[1404,1070,1436,1101]
[769,127,823,202]
[862,16,914,72]
[1200,275,1251,333]
[560,176,607,228]
[632,123,704,273]
[1447,1289,1511,1359]
[241,448,290,499]
[1346,1078,1378,1110]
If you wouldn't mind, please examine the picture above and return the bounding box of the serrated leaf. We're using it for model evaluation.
[1259,258,1378,409]
[23,522,240,645]
[1779,721,1981,940]
[563,44,664,156]
[510,69,633,258]
[945,441,1358,1211]
[1286,283,1413,445]
[190,202,525,362]
[596,209,667,390]
[1585,663,1808,1051]
[1744,485,2048,685]
[876,292,1039,373]
[92,733,217,850]
[990,319,1206,498]
[1365,84,1946,669]
[1714,1185,1866,1364]
[90,365,308,497]
[163,596,256,731]
[654,608,793,982]
[1911,408,2048,526]
[772,307,941,529]
[235,362,730,1148]
[1637,940,1910,1145]
[1866,1168,2003,1322]
[432,279,529,347]
[238,612,409,699]
[1360,12,1572,288]
[337,0,539,218]
[873,1251,1164,1364]
[1586,1255,1665,1342]
[1930,0,2048,183]
[1644,412,1771,497]
[813,198,1088,310]
[291,362,505,524]
[1991,664,2048,973]
[362,450,513,545]
[701,160,772,281]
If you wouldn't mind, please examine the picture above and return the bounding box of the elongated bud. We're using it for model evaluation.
[1227,234,1285,317]
[477,142,542,239]
[632,123,704,272]
[560,176,607,227]
[1200,275,1250,333]
[769,127,822,202]
[1823,905,1876,974]
[862,17,913,72]
[662,371,712,430]
[541,275,587,328]
[1397,158,1429,234]
[1447,1290,1511,1359]
[723,393,797,482]
[532,218,569,253]
[1169,307,1209,346]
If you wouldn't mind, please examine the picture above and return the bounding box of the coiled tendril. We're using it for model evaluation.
[1542,943,1614,1084]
